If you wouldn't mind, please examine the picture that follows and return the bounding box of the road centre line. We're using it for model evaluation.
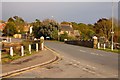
[86,65,96,69]
[79,50,86,53]
[90,52,103,56]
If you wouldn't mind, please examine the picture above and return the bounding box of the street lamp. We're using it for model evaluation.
[111,2,114,51]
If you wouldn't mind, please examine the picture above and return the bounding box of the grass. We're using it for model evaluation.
[2,49,38,64]
[98,48,120,53]
[2,40,41,64]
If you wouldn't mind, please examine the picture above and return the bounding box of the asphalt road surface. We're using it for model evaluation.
[8,41,118,78]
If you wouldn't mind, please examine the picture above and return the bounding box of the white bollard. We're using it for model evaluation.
[29,44,31,54]
[98,42,100,49]
[36,43,38,52]
[21,46,24,56]
[41,43,44,50]
[9,38,11,42]
[10,47,13,56]
[40,36,44,50]
[104,43,106,49]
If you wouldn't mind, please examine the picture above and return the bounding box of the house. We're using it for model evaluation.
[59,24,74,36]
[74,30,80,38]
[23,24,30,33]
[0,23,5,31]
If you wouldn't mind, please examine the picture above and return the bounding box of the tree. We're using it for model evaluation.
[31,19,42,38]
[7,16,26,34]
[94,18,113,42]
[13,16,25,33]
[3,22,17,36]
[31,19,60,40]
[60,32,68,41]
[51,29,58,40]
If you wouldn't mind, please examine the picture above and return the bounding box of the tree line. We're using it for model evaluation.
[1,16,120,43]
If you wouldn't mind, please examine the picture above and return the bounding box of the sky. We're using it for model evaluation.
[1,1,118,24]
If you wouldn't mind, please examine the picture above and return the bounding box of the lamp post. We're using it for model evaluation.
[111,2,114,51]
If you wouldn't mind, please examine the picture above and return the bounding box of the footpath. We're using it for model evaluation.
[1,47,57,77]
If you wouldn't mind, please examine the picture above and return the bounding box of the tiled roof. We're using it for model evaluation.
[61,24,73,31]
[0,23,5,30]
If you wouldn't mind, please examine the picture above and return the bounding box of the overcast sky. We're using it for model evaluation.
[1,2,118,24]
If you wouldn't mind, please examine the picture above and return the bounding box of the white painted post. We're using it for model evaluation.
[104,43,106,49]
[40,36,44,50]
[10,47,13,56]
[21,46,24,56]
[93,36,98,49]
[36,43,38,52]
[98,42,100,49]
[9,38,11,42]
[30,26,33,34]
[29,44,31,54]
[41,43,43,50]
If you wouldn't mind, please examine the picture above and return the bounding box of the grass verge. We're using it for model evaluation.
[98,48,120,53]
[2,40,41,64]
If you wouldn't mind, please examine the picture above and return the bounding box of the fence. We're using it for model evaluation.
[1,39,44,57]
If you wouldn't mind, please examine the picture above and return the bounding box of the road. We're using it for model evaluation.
[7,41,118,78]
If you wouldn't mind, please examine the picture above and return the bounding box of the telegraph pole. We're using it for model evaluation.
[111,2,114,51]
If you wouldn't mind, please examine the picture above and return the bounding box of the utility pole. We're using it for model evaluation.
[111,2,114,51]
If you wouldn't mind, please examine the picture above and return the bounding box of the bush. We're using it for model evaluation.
[59,32,68,41]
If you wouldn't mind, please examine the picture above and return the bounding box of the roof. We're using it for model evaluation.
[60,24,73,32]
[0,23,5,31]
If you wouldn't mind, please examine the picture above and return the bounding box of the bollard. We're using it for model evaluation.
[98,42,100,49]
[21,46,24,56]
[41,43,43,50]
[40,36,44,50]
[10,47,13,56]
[9,38,11,42]
[104,43,106,49]
[29,44,31,54]
[36,43,38,52]
[93,36,98,49]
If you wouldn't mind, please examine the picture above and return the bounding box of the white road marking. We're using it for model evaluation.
[73,64,77,66]
[99,54,103,56]
[90,52,103,56]
[80,50,86,53]
[82,68,95,74]
[86,65,96,69]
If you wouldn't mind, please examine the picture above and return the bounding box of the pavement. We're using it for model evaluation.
[1,47,58,77]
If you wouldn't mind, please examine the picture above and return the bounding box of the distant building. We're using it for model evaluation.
[0,23,6,31]
[74,30,80,38]
[23,24,30,33]
[59,24,74,36]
